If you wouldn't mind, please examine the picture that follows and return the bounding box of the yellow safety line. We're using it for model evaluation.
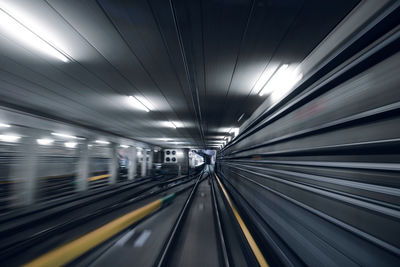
[0,181,15,185]
[23,198,163,267]
[39,173,75,180]
[88,173,110,182]
[165,175,184,183]
[2,172,109,185]
[215,174,269,267]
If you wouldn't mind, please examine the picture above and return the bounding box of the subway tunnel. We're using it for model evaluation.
[0,0,399,266]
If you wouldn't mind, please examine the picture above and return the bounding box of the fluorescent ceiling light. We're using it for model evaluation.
[51,132,78,139]
[95,140,110,145]
[0,7,68,62]
[0,134,20,142]
[172,121,184,128]
[165,121,177,128]
[120,145,129,148]
[259,64,303,97]
[134,96,154,111]
[164,121,183,129]
[259,64,288,96]
[64,142,77,148]
[0,122,11,128]
[229,127,239,137]
[237,113,244,122]
[254,65,279,94]
[128,96,151,112]
[37,138,54,145]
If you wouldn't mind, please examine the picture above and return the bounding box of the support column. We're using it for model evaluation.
[11,134,39,206]
[109,142,118,184]
[128,146,137,180]
[76,140,90,191]
[147,149,153,175]
[141,149,147,177]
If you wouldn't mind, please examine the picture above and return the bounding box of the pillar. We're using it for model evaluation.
[10,133,39,206]
[141,149,147,177]
[108,142,118,184]
[128,146,137,180]
[76,140,90,191]
[147,149,153,174]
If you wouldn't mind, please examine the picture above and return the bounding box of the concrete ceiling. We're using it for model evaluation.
[0,0,359,148]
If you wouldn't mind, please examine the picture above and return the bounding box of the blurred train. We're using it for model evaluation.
[217,19,400,267]
[0,140,148,211]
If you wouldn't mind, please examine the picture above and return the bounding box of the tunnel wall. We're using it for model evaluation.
[217,4,400,266]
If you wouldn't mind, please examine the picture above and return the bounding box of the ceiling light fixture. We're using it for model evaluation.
[259,64,288,96]
[165,121,177,129]
[120,145,129,148]
[237,113,244,122]
[254,65,279,94]
[128,96,151,112]
[37,138,54,145]
[229,127,239,137]
[95,140,110,145]
[0,134,20,142]
[64,142,77,148]
[259,64,303,97]
[51,132,78,139]
[134,96,154,111]
[0,7,68,62]
[0,122,11,128]
[224,136,232,142]
[165,121,184,129]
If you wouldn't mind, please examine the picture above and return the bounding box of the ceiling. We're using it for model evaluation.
[0,0,359,148]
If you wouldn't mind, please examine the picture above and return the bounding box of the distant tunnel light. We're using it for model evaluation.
[128,96,151,112]
[64,142,77,148]
[258,65,302,98]
[0,7,69,62]
[95,140,110,145]
[51,132,78,139]
[0,134,20,142]
[0,122,11,128]
[37,138,54,145]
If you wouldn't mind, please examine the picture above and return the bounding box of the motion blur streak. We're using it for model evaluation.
[0,1,399,267]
